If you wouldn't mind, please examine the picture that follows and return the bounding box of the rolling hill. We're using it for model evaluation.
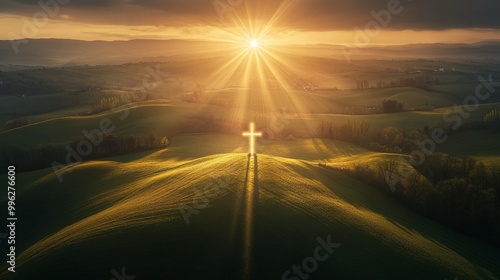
[1,134,499,279]
[2,100,500,150]
[2,39,500,67]
[438,130,500,166]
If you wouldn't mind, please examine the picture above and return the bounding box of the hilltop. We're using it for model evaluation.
[1,134,499,279]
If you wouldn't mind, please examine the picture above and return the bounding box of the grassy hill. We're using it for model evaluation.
[438,130,500,166]
[1,134,499,279]
[2,100,499,150]
[1,58,499,127]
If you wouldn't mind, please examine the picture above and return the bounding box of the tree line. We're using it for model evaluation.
[316,108,500,245]
[324,154,500,245]
[356,75,439,90]
[316,120,371,143]
[0,133,168,172]
[86,92,147,115]
[2,118,31,131]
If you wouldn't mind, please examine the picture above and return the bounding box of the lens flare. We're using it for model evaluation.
[250,40,259,48]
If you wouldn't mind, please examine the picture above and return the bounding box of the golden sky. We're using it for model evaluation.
[1,0,500,45]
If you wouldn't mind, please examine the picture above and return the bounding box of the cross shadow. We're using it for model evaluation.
[253,155,259,203]
[240,154,260,280]
[243,155,251,187]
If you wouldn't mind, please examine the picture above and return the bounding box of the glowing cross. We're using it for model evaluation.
[243,122,262,156]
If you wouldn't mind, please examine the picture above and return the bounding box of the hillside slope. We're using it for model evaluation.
[1,135,499,279]
[2,101,500,150]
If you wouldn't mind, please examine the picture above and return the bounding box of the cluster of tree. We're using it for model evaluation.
[0,133,168,172]
[322,99,404,116]
[0,73,61,96]
[400,154,499,243]
[381,99,404,113]
[368,126,429,153]
[367,119,498,155]
[317,109,499,162]
[2,118,30,131]
[417,109,500,138]
[356,76,439,90]
[325,154,500,245]
[380,76,439,88]
[181,83,205,103]
[359,118,499,155]
[318,110,500,156]
[356,80,370,90]
[484,109,500,129]
[86,92,147,115]
[315,110,500,244]
[316,120,371,143]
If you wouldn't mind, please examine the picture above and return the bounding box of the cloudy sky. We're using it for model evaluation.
[1,0,500,44]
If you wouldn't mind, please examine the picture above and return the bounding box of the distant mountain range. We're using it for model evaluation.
[0,39,224,67]
[1,39,500,67]
[301,40,500,61]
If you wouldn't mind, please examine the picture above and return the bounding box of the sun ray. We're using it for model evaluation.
[205,50,249,89]
[189,0,329,174]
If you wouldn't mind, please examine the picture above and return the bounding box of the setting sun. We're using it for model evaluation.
[250,40,259,48]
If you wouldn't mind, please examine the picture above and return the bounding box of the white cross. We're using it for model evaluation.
[243,122,262,156]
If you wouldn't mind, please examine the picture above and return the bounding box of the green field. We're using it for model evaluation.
[2,58,498,123]
[1,134,499,279]
[1,59,499,279]
[438,130,500,166]
[2,99,499,150]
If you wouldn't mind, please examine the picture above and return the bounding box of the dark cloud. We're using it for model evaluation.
[1,0,500,31]
[292,0,500,30]
[12,0,118,7]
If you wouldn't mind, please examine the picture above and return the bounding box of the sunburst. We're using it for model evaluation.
[250,40,259,48]
[203,1,308,102]
[195,2,324,278]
